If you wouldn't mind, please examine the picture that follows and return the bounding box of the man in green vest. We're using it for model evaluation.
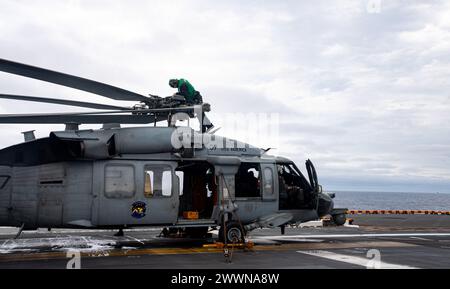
[169,78,203,104]
[169,78,213,132]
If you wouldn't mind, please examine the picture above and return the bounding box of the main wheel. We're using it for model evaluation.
[219,221,245,243]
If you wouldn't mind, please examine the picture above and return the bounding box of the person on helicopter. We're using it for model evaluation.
[169,78,213,132]
[169,78,203,105]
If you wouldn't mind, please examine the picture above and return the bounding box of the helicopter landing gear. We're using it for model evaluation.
[218,221,247,263]
[219,221,246,244]
[114,228,124,237]
[332,214,347,226]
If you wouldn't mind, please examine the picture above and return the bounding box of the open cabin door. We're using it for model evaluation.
[176,161,217,221]
[305,159,319,192]
[305,159,320,211]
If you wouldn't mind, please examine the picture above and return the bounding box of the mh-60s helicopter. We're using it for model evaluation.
[0,58,346,243]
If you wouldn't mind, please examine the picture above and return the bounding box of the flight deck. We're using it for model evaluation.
[1,214,450,269]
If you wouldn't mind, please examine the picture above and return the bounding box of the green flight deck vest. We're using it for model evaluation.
[177,78,197,103]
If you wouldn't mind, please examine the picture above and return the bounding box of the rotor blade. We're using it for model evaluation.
[0,94,130,110]
[0,104,200,118]
[0,114,165,124]
[0,104,203,124]
[28,104,202,115]
[0,58,149,102]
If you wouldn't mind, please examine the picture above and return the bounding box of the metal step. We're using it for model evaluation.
[174,219,216,227]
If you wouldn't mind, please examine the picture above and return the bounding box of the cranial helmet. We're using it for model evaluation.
[169,79,179,88]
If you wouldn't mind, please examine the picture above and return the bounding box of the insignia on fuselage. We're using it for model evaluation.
[131,201,147,219]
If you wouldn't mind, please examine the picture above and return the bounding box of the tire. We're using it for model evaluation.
[332,214,347,226]
[218,221,245,243]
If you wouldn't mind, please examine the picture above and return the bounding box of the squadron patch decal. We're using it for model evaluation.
[131,201,147,219]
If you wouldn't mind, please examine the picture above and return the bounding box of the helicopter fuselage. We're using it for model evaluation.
[0,126,335,233]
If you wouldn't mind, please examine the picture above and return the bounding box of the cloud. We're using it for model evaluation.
[0,0,449,193]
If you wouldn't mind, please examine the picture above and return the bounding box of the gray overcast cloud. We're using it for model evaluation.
[0,0,449,193]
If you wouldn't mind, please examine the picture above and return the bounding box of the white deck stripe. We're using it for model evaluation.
[298,250,418,269]
[409,236,432,241]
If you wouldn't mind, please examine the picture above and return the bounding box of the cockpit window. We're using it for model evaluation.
[288,164,302,177]
[278,163,314,210]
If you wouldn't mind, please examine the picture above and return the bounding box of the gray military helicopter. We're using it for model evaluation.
[0,58,346,243]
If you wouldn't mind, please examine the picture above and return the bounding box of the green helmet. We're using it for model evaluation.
[169,79,179,88]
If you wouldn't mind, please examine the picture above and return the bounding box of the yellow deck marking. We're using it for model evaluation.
[0,241,416,263]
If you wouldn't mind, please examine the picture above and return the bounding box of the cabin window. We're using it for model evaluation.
[144,166,172,198]
[175,171,184,196]
[0,176,10,189]
[263,168,274,195]
[105,165,135,198]
[144,170,154,197]
[235,163,261,198]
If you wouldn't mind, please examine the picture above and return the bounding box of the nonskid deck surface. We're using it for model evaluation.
[1,214,450,269]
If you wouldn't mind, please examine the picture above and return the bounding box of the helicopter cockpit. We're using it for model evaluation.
[277,162,316,210]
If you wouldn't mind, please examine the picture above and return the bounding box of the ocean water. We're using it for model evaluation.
[332,191,450,211]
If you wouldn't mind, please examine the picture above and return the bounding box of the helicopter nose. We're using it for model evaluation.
[318,193,334,217]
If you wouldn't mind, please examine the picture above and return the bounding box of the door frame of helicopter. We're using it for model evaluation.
[223,159,321,230]
[170,157,321,230]
[226,161,279,223]
[171,158,286,228]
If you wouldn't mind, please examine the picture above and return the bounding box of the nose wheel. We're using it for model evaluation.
[332,213,347,226]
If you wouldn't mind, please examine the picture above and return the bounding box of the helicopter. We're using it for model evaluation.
[0,58,346,243]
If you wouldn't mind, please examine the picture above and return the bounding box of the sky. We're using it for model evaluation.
[0,0,449,193]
